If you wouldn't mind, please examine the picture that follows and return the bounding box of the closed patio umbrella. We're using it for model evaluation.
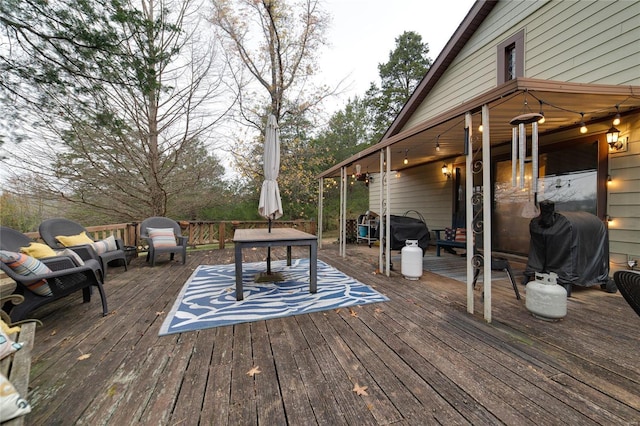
[258,114,283,275]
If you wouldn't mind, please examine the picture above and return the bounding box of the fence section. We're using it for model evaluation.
[23,220,316,250]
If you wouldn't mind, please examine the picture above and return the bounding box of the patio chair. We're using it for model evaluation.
[139,217,188,267]
[0,225,82,267]
[0,226,37,252]
[613,271,640,317]
[0,228,108,322]
[39,218,128,277]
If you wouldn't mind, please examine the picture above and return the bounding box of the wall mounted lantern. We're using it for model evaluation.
[442,163,451,178]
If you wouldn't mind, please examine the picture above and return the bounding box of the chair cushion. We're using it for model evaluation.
[0,321,23,360]
[56,231,94,247]
[147,228,177,248]
[91,235,117,255]
[444,228,456,241]
[55,249,85,266]
[0,251,53,297]
[0,372,31,422]
[20,242,57,259]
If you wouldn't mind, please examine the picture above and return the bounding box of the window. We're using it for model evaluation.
[505,43,517,81]
[497,30,524,84]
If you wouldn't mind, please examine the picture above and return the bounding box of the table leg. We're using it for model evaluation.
[235,243,243,301]
[287,246,292,266]
[309,242,317,293]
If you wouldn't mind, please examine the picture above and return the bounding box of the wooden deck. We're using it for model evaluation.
[19,243,640,425]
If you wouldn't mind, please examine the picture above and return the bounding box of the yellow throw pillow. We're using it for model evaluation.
[20,242,57,259]
[56,231,94,247]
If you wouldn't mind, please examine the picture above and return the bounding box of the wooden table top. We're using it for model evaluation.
[233,228,317,243]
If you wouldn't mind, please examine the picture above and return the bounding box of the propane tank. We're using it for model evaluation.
[525,272,567,320]
[401,240,423,280]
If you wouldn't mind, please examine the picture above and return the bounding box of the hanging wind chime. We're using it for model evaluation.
[510,95,543,218]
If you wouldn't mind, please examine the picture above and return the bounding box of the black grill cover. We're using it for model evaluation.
[525,210,609,287]
[374,215,430,253]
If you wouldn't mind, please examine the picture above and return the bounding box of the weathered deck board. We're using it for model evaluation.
[15,244,640,425]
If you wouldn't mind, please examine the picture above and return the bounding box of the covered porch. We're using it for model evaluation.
[317,78,640,322]
[21,245,639,424]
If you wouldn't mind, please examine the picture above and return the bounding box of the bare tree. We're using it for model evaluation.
[209,0,333,218]
[0,0,233,222]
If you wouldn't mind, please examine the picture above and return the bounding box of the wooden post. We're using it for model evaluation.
[219,222,225,249]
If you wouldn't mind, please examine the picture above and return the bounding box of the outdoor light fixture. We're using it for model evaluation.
[613,105,621,126]
[607,126,622,150]
[606,214,612,223]
[442,163,451,178]
[579,113,587,134]
[435,135,440,152]
[403,149,409,165]
[478,123,483,132]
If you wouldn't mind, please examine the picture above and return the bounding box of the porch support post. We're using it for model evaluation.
[385,146,391,276]
[343,167,348,258]
[339,166,346,257]
[465,112,474,314]
[318,178,323,249]
[378,149,384,273]
[482,104,492,323]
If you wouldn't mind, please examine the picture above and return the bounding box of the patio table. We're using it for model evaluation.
[233,228,318,301]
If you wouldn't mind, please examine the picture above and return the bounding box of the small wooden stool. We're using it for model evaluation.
[473,257,521,300]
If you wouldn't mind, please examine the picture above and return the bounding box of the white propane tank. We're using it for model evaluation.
[401,240,423,280]
[525,272,567,320]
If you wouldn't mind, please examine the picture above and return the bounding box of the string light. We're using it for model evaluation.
[538,100,545,124]
[435,135,440,152]
[403,149,409,165]
[613,105,621,126]
[579,113,587,134]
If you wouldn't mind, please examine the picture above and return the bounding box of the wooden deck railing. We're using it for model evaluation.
[23,220,317,250]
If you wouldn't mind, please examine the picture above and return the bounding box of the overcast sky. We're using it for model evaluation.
[318,0,476,109]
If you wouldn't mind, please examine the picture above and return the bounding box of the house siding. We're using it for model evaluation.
[526,1,640,84]
[368,163,454,232]
[403,0,640,131]
[403,0,544,129]
[608,112,640,273]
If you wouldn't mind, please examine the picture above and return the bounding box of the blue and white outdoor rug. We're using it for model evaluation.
[159,258,389,336]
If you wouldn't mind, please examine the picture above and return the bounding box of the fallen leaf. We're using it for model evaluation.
[78,353,91,361]
[349,308,358,318]
[352,383,368,396]
[156,311,165,316]
[247,366,261,377]
[334,308,341,314]
[50,330,57,336]
[107,385,117,397]
[374,308,383,314]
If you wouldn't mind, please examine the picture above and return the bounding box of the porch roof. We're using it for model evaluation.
[317,78,640,179]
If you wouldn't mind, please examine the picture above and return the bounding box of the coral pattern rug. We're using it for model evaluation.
[159,258,388,336]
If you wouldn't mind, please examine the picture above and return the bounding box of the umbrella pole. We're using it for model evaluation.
[267,217,272,274]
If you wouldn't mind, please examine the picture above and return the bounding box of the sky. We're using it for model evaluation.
[318,0,476,110]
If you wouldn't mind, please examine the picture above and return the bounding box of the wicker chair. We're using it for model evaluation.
[39,218,127,277]
[613,270,640,317]
[139,217,188,266]
[0,226,108,322]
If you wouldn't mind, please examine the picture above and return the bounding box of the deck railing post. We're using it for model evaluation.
[219,222,225,249]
